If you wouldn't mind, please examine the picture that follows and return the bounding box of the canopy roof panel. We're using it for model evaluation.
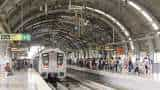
[0,0,160,50]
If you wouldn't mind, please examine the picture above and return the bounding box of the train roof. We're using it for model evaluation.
[41,48,64,54]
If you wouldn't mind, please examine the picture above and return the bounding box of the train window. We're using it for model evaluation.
[57,53,63,66]
[42,53,49,68]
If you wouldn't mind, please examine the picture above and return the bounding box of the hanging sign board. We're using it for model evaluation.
[0,34,31,41]
[116,48,124,55]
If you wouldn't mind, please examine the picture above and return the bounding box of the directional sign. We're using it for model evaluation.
[0,34,31,41]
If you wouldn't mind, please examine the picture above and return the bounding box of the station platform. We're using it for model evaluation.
[67,65,160,90]
[0,69,52,90]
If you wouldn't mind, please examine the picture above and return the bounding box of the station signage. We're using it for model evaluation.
[0,34,31,41]
[11,48,26,52]
[116,48,124,55]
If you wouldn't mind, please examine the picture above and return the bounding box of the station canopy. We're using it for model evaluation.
[0,0,160,52]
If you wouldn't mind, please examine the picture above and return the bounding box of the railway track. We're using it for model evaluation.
[48,77,92,90]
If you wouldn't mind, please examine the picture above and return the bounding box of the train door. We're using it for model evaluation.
[41,53,49,71]
[40,53,50,79]
[57,53,65,78]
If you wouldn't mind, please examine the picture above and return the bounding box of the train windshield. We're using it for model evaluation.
[57,53,64,65]
[42,53,49,68]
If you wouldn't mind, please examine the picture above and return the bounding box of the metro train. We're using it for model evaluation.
[33,48,66,80]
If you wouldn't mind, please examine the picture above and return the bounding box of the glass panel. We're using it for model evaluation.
[42,53,49,68]
[57,53,63,65]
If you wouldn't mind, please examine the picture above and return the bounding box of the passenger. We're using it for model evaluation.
[84,60,87,67]
[24,61,28,70]
[108,57,113,71]
[90,59,92,69]
[145,65,149,74]
[115,57,119,72]
[17,61,21,71]
[104,60,108,71]
[102,60,106,70]
[128,59,133,72]
[118,57,122,73]
[112,59,117,72]
[5,63,12,76]
[12,60,16,71]
[79,59,83,67]
[100,58,104,70]
[96,59,99,70]
[82,59,84,67]
[30,63,33,68]
[85,59,88,67]
[92,59,96,70]
[98,59,101,70]
[134,59,140,75]
[124,59,128,72]
[86,60,90,69]
[5,63,11,72]
[111,58,115,72]
[143,57,149,75]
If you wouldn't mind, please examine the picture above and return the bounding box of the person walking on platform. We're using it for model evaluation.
[5,63,12,76]
[128,59,133,72]
[108,57,113,71]
[24,60,28,71]
[118,57,123,73]
[115,57,120,72]
[92,59,96,70]
[12,60,16,72]
[98,59,103,70]
[111,59,115,72]
[102,60,105,70]
[134,59,140,75]
[143,57,149,75]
